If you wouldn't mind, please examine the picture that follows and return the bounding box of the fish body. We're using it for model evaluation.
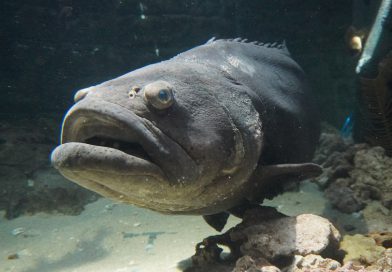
[51,39,321,224]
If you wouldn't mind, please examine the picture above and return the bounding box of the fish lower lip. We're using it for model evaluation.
[51,142,165,179]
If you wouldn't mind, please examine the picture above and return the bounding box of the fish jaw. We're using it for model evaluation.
[51,142,169,204]
[50,97,204,212]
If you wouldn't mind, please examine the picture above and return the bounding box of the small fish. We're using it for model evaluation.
[340,113,354,138]
[51,39,321,231]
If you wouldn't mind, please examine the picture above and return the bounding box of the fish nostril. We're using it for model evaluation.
[74,88,91,102]
[128,86,141,99]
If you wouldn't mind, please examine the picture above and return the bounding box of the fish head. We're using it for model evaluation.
[51,62,263,214]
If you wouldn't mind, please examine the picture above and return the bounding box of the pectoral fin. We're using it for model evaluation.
[202,212,230,232]
[247,162,323,201]
[254,162,323,182]
[203,163,322,231]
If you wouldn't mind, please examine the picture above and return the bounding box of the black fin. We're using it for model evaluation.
[206,36,216,44]
[244,163,322,202]
[228,202,261,218]
[203,212,230,232]
[207,37,289,54]
[253,162,322,184]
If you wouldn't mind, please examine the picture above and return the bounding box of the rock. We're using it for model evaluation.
[338,261,368,271]
[292,250,392,271]
[0,118,98,218]
[350,147,392,209]
[292,254,341,271]
[367,232,392,248]
[369,248,392,271]
[0,118,57,170]
[233,256,280,272]
[312,126,350,166]
[325,179,366,213]
[187,211,341,272]
[232,214,341,260]
[338,249,392,271]
[340,234,386,265]
[362,202,392,233]
[259,266,280,272]
[312,128,359,190]
[313,127,392,213]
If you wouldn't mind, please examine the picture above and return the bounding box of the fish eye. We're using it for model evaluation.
[158,89,170,101]
[143,81,174,110]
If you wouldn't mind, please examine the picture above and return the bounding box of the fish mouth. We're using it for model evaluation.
[51,98,199,208]
[58,109,160,173]
[51,99,168,185]
[84,136,153,163]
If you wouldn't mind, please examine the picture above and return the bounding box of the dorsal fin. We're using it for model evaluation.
[206,37,289,54]
[206,36,217,44]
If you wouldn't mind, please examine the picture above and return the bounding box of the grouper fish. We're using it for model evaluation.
[51,38,322,231]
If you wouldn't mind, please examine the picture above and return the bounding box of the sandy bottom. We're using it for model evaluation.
[1,198,240,272]
[1,182,390,272]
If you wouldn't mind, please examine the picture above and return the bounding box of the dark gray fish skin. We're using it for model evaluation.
[51,39,321,219]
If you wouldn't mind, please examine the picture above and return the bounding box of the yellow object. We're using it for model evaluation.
[340,234,385,265]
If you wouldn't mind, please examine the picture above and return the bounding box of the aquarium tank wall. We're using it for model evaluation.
[1,0,391,272]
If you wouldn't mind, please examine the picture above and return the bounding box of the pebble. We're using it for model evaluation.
[352,211,362,218]
[18,249,32,257]
[11,227,25,236]
[114,268,128,272]
[104,203,118,211]
[7,253,19,260]
[145,243,154,253]
[27,179,34,187]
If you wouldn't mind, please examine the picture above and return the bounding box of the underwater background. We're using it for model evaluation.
[1,0,365,124]
[1,0,391,271]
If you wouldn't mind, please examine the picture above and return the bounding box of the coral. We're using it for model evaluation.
[340,234,386,265]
